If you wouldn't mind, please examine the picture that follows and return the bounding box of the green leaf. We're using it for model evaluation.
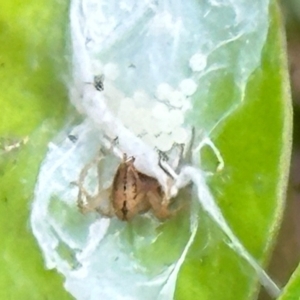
[0,1,292,300]
[0,1,72,299]
[278,265,300,300]
[175,1,292,300]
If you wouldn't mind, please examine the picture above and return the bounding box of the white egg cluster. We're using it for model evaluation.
[100,63,197,152]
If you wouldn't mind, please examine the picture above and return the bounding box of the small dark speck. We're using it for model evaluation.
[94,75,104,91]
[68,134,77,143]
[85,37,92,45]
[128,63,136,69]
[0,63,4,67]
[114,256,119,261]
[112,136,119,145]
